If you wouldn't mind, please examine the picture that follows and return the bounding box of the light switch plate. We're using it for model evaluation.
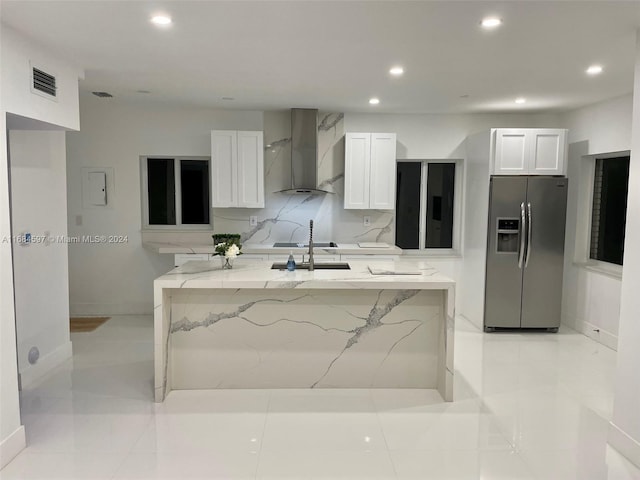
[249,216,258,226]
[363,216,371,226]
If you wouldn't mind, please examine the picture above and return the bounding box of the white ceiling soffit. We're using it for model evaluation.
[2,1,640,113]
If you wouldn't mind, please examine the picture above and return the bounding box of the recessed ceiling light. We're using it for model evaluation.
[151,15,172,26]
[481,17,502,29]
[586,65,603,75]
[389,66,404,76]
[515,97,526,104]
[369,97,380,105]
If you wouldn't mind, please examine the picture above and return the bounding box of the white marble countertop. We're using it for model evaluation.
[143,241,219,254]
[154,259,454,290]
[143,241,402,256]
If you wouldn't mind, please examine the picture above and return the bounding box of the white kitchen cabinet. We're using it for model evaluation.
[211,130,264,208]
[493,129,566,176]
[344,132,397,209]
[529,129,567,175]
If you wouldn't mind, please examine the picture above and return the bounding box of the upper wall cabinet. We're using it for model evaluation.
[493,129,567,176]
[344,132,397,209]
[211,130,264,208]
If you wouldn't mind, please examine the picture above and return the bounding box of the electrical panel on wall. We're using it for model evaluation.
[87,171,106,206]
[81,167,114,209]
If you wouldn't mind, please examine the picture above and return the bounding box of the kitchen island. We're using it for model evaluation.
[154,260,455,402]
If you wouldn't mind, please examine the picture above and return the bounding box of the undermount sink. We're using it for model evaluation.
[271,262,351,270]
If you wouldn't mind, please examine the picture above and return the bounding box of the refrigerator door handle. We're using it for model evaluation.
[525,202,532,267]
[518,202,526,269]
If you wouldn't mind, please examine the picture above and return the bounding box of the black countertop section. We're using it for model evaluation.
[273,242,338,248]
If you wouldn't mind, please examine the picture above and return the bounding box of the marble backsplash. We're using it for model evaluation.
[212,111,395,245]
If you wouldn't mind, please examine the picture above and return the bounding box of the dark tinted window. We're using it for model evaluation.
[395,162,422,249]
[180,160,209,225]
[590,156,629,265]
[147,158,176,225]
[425,163,455,248]
[395,162,456,249]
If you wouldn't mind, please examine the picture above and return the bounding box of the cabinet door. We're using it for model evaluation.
[529,129,566,175]
[494,129,529,175]
[344,133,371,209]
[369,133,397,209]
[237,131,264,208]
[211,130,237,207]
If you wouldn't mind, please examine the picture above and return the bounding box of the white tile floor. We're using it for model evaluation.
[2,315,640,479]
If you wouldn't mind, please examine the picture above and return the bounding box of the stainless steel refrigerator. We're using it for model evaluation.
[484,176,568,332]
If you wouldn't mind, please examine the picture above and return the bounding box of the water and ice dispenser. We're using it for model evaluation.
[496,218,519,253]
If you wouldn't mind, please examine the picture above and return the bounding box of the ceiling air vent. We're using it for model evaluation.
[92,91,113,98]
[32,67,57,98]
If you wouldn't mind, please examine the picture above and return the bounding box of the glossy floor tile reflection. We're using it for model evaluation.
[2,315,639,479]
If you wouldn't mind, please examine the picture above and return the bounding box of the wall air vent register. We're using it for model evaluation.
[31,65,57,100]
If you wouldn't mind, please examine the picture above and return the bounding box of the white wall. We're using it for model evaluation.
[609,33,640,468]
[65,94,263,315]
[345,112,563,159]
[351,112,564,309]
[0,17,25,469]
[346,113,563,328]
[562,95,632,155]
[458,130,492,329]
[1,25,82,130]
[68,101,567,316]
[0,21,82,466]
[0,111,25,472]
[560,94,632,349]
[9,130,72,387]
[211,111,372,247]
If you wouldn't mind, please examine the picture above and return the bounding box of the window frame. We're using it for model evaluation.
[587,152,629,268]
[396,158,463,256]
[574,150,629,277]
[140,155,212,231]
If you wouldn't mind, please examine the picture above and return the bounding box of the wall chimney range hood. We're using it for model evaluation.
[277,108,333,195]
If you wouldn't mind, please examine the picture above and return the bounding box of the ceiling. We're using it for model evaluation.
[2,1,640,114]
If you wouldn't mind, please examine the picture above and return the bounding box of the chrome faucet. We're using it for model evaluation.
[308,220,314,271]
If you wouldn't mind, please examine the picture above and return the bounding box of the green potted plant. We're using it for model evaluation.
[211,234,242,269]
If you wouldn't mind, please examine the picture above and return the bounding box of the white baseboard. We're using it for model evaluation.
[0,426,25,469]
[579,320,618,351]
[70,302,151,316]
[561,314,577,331]
[19,341,72,389]
[609,421,640,469]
